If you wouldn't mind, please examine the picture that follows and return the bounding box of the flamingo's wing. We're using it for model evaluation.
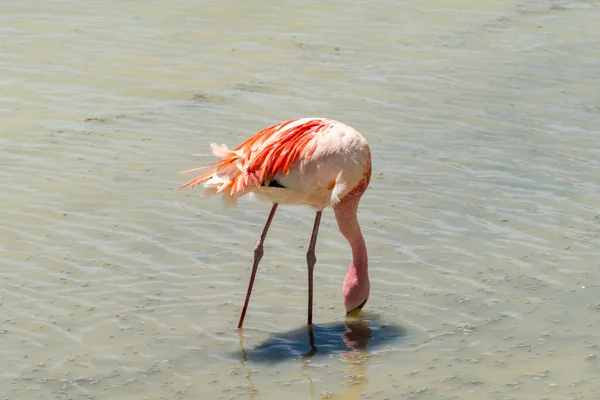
[178,118,332,206]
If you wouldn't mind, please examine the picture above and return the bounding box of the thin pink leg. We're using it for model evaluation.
[237,203,278,329]
[306,211,322,325]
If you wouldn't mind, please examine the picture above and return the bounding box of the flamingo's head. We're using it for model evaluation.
[343,267,370,316]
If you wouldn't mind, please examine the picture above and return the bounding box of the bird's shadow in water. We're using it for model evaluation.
[235,313,407,364]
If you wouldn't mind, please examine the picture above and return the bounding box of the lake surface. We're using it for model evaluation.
[2,0,600,399]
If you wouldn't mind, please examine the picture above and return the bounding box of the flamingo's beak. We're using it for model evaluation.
[345,298,368,317]
[346,308,363,317]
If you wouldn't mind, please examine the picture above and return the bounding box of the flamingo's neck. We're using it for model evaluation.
[334,195,370,312]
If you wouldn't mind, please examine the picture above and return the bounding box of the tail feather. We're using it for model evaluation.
[178,142,247,206]
[209,143,233,157]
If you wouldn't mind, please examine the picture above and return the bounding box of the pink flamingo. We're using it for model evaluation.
[179,118,371,329]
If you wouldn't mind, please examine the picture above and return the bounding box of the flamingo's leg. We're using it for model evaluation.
[237,203,278,329]
[306,211,322,325]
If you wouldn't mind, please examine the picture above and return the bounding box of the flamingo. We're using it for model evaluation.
[179,117,371,329]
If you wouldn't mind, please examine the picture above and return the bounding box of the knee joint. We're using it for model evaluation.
[306,250,317,268]
[254,245,264,260]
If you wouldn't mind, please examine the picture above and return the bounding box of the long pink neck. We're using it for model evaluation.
[334,195,369,310]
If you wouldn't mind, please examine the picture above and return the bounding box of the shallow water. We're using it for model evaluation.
[2,0,600,399]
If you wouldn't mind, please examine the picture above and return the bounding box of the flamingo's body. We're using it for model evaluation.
[180,118,371,328]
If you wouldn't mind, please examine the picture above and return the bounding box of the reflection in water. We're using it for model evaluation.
[237,315,406,399]
[325,319,372,400]
[301,356,317,400]
[341,318,373,351]
[236,314,405,363]
[304,321,373,400]
[238,332,259,400]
